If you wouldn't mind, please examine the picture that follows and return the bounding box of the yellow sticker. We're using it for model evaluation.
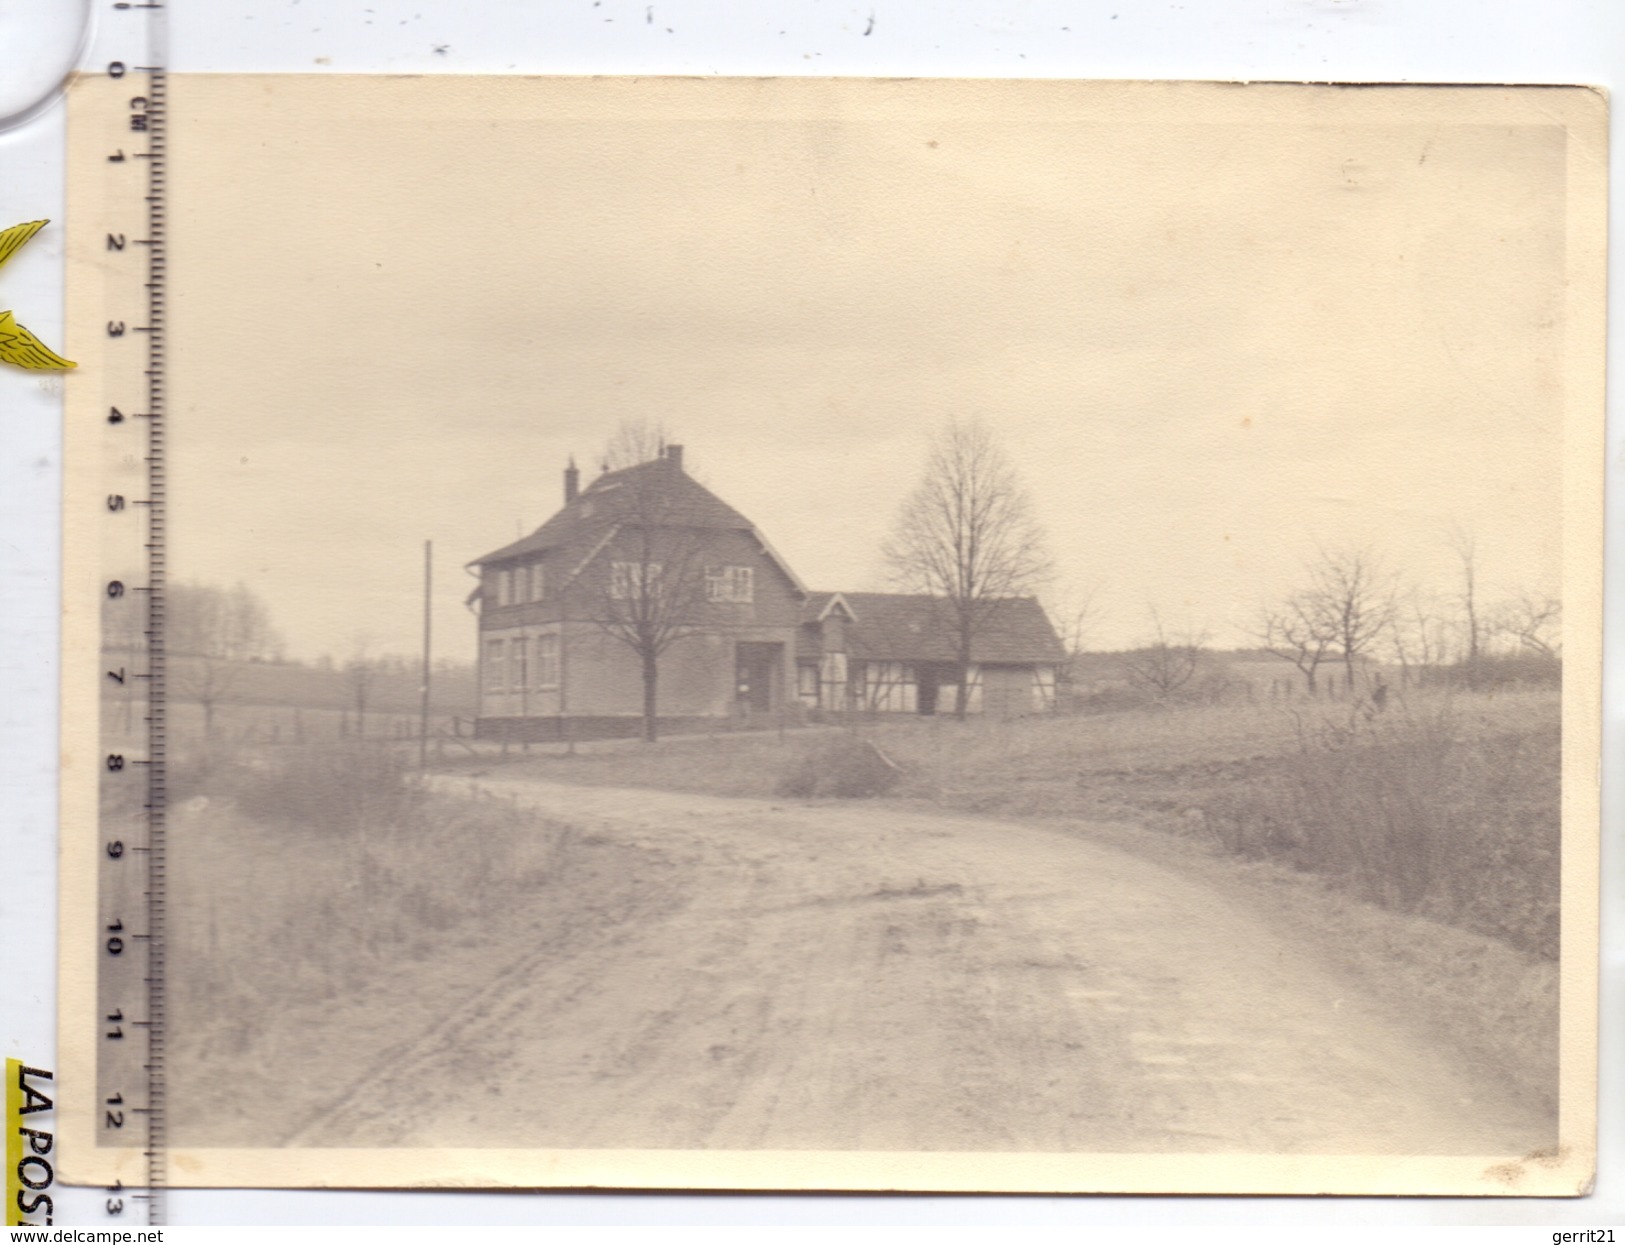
[0,220,76,370]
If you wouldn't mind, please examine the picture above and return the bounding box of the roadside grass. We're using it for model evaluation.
[165,742,573,1132]
[170,743,570,997]
[436,729,809,799]
[1200,702,1559,959]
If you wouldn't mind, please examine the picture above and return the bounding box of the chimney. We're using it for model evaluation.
[665,443,684,472]
[564,456,580,503]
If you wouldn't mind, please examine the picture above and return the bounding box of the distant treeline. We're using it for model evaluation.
[1060,647,1558,714]
[101,648,479,717]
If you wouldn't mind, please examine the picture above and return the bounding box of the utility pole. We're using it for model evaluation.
[419,539,433,771]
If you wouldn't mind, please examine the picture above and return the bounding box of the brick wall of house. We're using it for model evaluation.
[477,527,802,724]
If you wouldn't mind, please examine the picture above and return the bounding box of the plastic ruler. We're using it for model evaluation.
[78,0,170,1226]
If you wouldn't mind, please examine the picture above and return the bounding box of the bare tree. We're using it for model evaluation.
[883,418,1053,719]
[1118,610,1208,704]
[1448,526,1484,668]
[1258,592,1334,695]
[1388,586,1451,683]
[1259,548,1394,695]
[1056,579,1107,660]
[170,581,283,661]
[1054,579,1107,702]
[169,581,284,732]
[1489,591,1562,658]
[1309,547,1396,692]
[587,448,709,742]
[601,417,673,472]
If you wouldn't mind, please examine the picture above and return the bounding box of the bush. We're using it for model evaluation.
[775,733,903,799]
[1415,654,1561,692]
[223,741,420,837]
[1199,706,1559,959]
[165,747,573,1130]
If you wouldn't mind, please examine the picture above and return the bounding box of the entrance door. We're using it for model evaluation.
[735,642,781,714]
[916,666,940,716]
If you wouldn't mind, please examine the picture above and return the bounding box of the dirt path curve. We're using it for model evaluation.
[296,778,1546,1156]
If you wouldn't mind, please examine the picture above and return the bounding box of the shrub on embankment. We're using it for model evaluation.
[160,741,661,1145]
[1199,704,1560,960]
[775,733,903,799]
[168,742,568,1012]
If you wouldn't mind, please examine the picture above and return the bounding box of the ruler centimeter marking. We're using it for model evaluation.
[75,0,173,1221]
[95,8,170,1219]
[140,62,168,1226]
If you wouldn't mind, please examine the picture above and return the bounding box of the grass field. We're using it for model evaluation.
[100,649,479,748]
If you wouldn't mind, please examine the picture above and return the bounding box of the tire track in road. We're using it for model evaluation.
[278,807,690,1148]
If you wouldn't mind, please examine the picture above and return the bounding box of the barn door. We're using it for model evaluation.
[735,642,781,714]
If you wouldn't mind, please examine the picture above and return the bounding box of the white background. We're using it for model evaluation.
[1,0,1620,1230]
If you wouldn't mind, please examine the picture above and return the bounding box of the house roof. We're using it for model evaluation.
[807,591,857,622]
[470,456,757,567]
[802,592,1065,665]
[470,453,809,594]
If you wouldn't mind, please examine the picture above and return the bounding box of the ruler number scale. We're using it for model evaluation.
[141,63,168,1227]
[96,30,169,1225]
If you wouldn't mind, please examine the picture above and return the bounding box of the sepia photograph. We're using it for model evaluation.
[59,75,1602,1194]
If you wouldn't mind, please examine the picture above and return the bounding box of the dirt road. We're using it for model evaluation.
[289,778,1548,1156]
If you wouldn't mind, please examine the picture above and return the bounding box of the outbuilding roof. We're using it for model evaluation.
[801,592,1064,665]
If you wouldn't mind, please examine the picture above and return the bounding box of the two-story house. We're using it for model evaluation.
[470,445,1064,741]
[469,445,807,741]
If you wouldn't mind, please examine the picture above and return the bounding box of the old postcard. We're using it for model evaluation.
[58,76,1602,1194]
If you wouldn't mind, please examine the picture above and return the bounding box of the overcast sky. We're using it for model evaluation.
[164,77,1575,661]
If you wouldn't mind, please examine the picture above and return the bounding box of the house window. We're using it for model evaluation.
[510,637,527,692]
[610,560,663,599]
[706,565,754,603]
[483,638,506,693]
[494,567,512,608]
[705,565,754,604]
[527,562,545,602]
[533,633,560,687]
